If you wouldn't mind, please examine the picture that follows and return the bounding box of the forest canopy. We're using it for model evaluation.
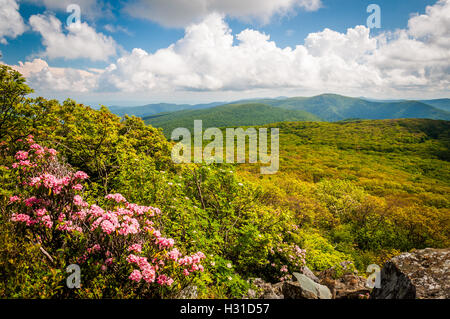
[0,64,449,298]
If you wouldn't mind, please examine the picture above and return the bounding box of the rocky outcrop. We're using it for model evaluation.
[299,265,320,283]
[176,285,198,299]
[371,248,450,299]
[249,262,365,299]
[248,278,284,299]
[318,261,371,299]
[284,273,332,299]
[319,273,371,299]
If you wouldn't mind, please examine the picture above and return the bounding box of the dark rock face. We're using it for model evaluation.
[371,248,450,299]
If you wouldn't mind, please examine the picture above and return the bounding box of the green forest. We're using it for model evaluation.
[0,64,449,299]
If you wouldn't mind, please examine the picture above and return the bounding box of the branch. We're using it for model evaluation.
[38,245,54,265]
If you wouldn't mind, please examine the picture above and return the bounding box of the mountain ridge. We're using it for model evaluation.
[107,94,450,122]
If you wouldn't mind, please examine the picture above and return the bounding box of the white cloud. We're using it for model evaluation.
[29,13,118,61]
[104,24,132,35]
[12,58,98,92]
[125,0,323,28]
[0,0,27,44]
[100,1,450,97]
[408,0,450,49]
[9,0,450,101]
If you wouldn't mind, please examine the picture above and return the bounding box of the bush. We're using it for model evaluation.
[2,137,205,298]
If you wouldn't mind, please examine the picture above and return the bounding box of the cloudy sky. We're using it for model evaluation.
[0,0,449,106]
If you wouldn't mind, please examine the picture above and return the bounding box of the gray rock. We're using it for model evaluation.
[249,278,284,299]
[371,248,450,299]
[176,285,198,299]
[297,266,319,283]
[284,273,332,299]
[319,273,371,299]
[247,288,257,299]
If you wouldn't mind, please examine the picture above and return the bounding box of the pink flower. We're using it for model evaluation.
[73,195,88,207]
[9,196,20,203]
[129,270,142,282]
[18,160,32,167]
[35,208,47,217]
[41,215,53,228]
[11,213,30,223]
[100,220,116,234]
[72,184,83,191]
[15,151,28,160]
[30,143,42,150]
[74,171,89,180]
[105,193,127,203]
[168,248,180,261]
[155,236,175,249]
[128,244,142,253]
[24,196,38,207]
[126,254,140,264]
[156,275,174,286]
[105,258,114,266]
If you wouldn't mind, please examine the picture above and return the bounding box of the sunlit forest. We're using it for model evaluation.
[0,65,449,298]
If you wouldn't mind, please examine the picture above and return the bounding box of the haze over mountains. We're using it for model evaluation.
[107,94,450,135]
[142,103,321,137]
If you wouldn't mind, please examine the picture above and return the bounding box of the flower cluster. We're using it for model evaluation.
[6,139,207,289]
[269,241,307,281]
[178,252,206,276]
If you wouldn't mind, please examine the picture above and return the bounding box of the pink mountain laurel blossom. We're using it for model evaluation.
[6,138,207,288]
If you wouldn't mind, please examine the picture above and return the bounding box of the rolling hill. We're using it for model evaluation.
[249,94,450,122]
[420,99,450,112]
[108,102,224,118]
[143,103,321,137]
[109,94,450,125]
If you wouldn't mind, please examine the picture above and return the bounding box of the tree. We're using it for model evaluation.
[0,64,34,140]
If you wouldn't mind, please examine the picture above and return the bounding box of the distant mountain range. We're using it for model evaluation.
[106,94,450,135]
[108,101,224,117]
[247,94,450,122]
[143,103,321,137]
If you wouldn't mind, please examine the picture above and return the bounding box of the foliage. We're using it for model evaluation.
[238,120,450,272]
[1,64,449,298]
[2,138,205,298]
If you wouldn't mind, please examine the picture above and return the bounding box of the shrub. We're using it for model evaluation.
[3,136,205,298]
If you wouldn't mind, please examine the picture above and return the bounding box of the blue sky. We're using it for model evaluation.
[0,0,448,106]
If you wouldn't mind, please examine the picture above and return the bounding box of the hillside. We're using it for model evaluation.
[110,94,450,123]
[236,119,450,267]
[2,62,450,298]
[420,99,450,112]
[108,101,224,118]
[144,103,321,137]
[252,94,450,122]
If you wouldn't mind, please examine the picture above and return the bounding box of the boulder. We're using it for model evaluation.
[284,273,332,299]
[320,273,371,299]
[248,278,284,299]
[297,266,320,283]
[371,248,450,299]
[318,261,370,299]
